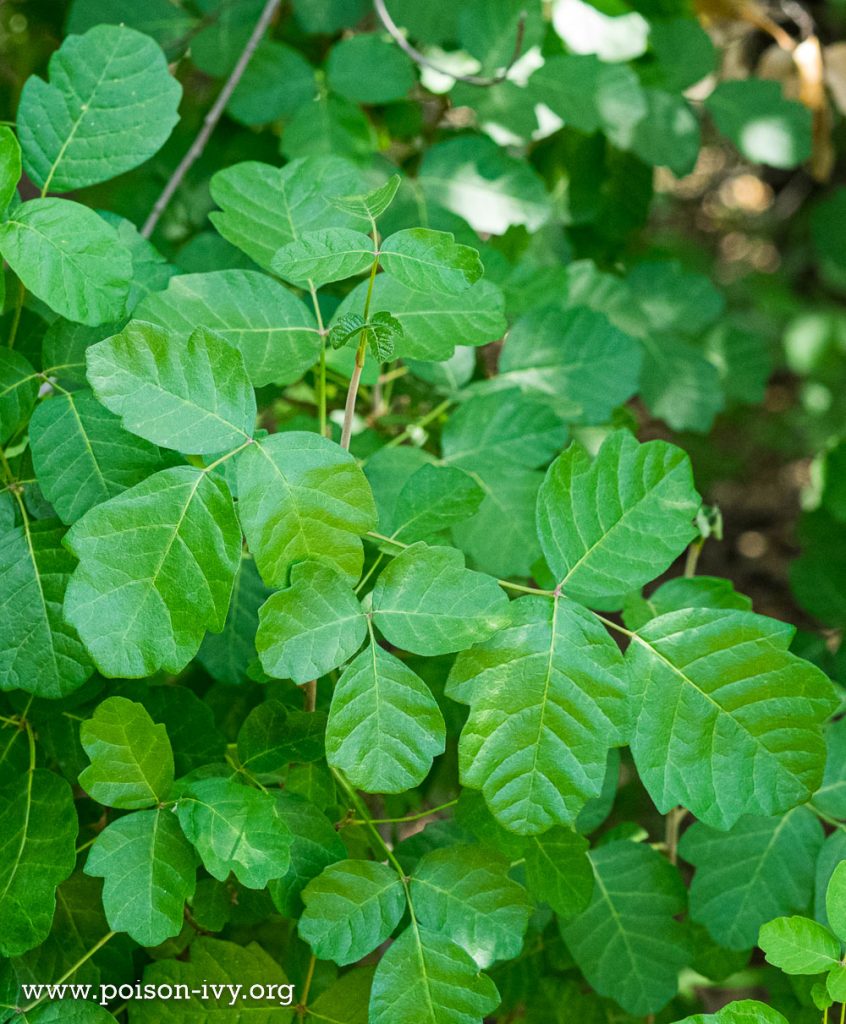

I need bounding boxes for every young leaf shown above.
[272,228,375,288]
[371,543,509,656]
[176,776,292,889]
[299,860,406,965]
[0,770,77,957]
[759,916,840,975]
[0,198,131,325]
[679,807,824,950]
[326,643,446,793]
[256,560,367,684]
[447,595,631,835]
[538,431,700,605]
[390,464,485,543]
[332,276,507,361]
[0,516,93,698]
[328,174,401,220]
[328,311,403,361]
[17,24,181,192]
[135,269,321,388]
[523,828,594,919]
[268,792,347,917]
[0,125,21,212]
[30,389,176,524]
[0,349,39,444]
[64,466,241,677]
[369,926,500,1024]
[79,696,174,808]
[235,432,377,587]
[630,610,838,829]
[85,321,256,454]
[209,156,364,272]
[494,308,642,424]
[84,809,197,947]
[559,840,690,1017]
[379,229,483,294]
[410,846,532,968]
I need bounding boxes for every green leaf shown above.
[328,311,404,362]
[759,916,840,975]
[673,1000,790,1024]
[281,93,376,163]
[410,846,532,968]
[446,595,631,835]
[497,308,643,424]
[328,174,401,220]
[705,80,812,169]
[209,157,364,273]
[235,432,377,587]
[0,125,21,212]
[0,198,131,325]
[67,0,198,49]
[22,1004,119,1024]
[442,390,566,472]
[418,136,550,235]
[640,335,725,433]
[630,610,838,828]
[380,229,483,295]
[627,261,724,337]
[0,349,39,444]
[812,716,846,820]
[226,40,316,126]
[272,228,374,289]
[85,321,255,454]
[268,792,347,917]
[136,269,320,389]
[84,809,197,947]
[299,860,406,965]
[679,807,824,950]
[334,274,507,362]
[79,696,174,808]
[369,926,500,1024]
[559,840,690,1017]
[826,861,846,942]
[630,89,700,176]
[537,431,700,606]
[197,556,270,687]
[308,968,374,1024]
[372,543,509,656]
[523,828,594,919]
[176,776,292,889]
[327,34,416,103]
[131,937,295,1023]
[622,576,752,631]
[0,769,77,957]
[0,516,92,698]
[237,701,326,775]
[256,561,366,684]
[326,642,446,793]
[64,466,241,677]
[17,24,181,192]
[390,464,485,543]
[30,389,175,524]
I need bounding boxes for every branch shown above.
[373,0,527,88]
[140,0,283,239]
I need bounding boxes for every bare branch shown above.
[141,0,283,239]
[373,0,527,88]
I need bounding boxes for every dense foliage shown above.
[1,1,846,1022]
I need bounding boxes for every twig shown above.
[373,0,527,87]
[140,0,283,239]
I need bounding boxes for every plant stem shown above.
[331,767,406,878]
[308,282,328,438]
[340,256,380,450]
[296,954,317,1020]
[202,437,254,473]
[140,0,282,239]
[7,278,25,349]
[22,932,117,1011]
[351,798,458,826]
[664,806,688,866]
[303,680,317,712]
[383,397,453,450]
[684,538,704,578]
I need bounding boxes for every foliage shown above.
[0,2,845,1023]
